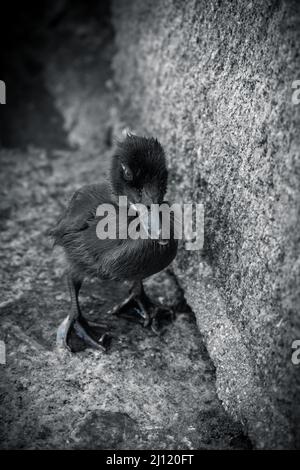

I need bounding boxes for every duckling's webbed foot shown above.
[111,282,174,334]
[57,275,110,352]
[57,315,109,352]
[150,305,175,335]
[110,282,151,327]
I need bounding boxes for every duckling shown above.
[51,134,178,352]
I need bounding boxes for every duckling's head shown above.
[110,134,168,206]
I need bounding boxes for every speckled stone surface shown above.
[112,0,300,448]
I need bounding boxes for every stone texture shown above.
[112,0,300,448]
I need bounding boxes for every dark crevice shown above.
[0,0,112,151]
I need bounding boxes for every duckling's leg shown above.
[111,281,174,333]
[57,274,109,352]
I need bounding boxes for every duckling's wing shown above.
[50,182,114,245]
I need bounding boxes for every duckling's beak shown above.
[130,202,168,245]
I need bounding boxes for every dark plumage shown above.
[51,134,178,351]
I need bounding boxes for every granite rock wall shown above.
[111,0,300,448]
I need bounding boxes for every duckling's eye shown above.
[121,164,133,181]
